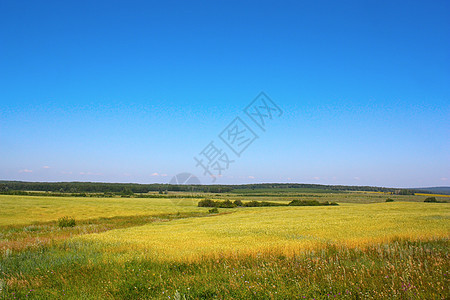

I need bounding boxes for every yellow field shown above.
[2,195,448,262]
[0,195,202,226]
[80,202,450,261]
[1,194,449,298]
[415,193,450,198]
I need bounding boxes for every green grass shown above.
[1,239,448,299]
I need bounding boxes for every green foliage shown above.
[233,199,243,206]
[386,198,394,202]
[198,199,283,208]
[208,208,219,214]
[121,188,134,196]
[217,200,235,208]
[0,181,234,194]
[424,197,437,202]
[198,199,340,208]
[58,216,76,228]
[0,180,431,195]
[288,200,338,206]
[198,199,238,208]
[395,189,415,195]
[198,199,217,207]
[424,197,447,203]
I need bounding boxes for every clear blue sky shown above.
[0,0,449,188]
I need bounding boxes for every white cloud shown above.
[42,166,50,169]
[19,169,33,173]
[354,177,360,180]
[151,172,159,176]
[161,174,168,177]
[441,177,448,181]
[248,176,255,179]
[312,176,320,180]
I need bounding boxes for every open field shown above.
[0,195,203,226]
[81,202,449,261]
[1,192,449,299]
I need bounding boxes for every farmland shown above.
[0,190,449,299]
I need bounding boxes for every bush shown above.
[243,200,259,207]
[208,208,219,214]
[288,200,338,206]
[198,199,217,207]
[386,198,394,202]
[289,200,320,206]
[58,216,76,228]
[198,199,237,208]
[424,197,446,203]
[233,199,243,207]
[217,200,236,208]
[121,188,134,196]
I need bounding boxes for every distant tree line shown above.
[0,181,232,194]
[0,181,420,195]
[232,183,416,194]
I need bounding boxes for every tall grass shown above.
[1,239,448,299]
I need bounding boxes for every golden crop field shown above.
[0,195,201,226]
[1,193,449,299]
[80,202,450,261]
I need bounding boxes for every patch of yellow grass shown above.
[0,195,202,226]
[80,202,450,262]
[415,193,450,198]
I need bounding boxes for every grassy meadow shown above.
[0,191,449,299]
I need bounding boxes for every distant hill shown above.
[413,187,450,195]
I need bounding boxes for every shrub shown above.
[233,199,243,207]
[424,197,437,203]
[58,216,76,228]
[424,197,446,203]
[217,200,236,208]
[198,199,238,208]
[323,201,339,206]
[289,200,321,206]
[258,201,283,206]
[243,201,283,207]
[386,198,394,202]
[288,200,338,206]
[198,199,217,207]
[208,208,219,214]
[121,188,134,196]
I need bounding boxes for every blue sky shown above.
[0,0,449,187]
